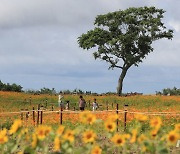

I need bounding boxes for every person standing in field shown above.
[79,95,86,111]
[65,100,70,110]
[92,98,99,111]
[58,92,64,109]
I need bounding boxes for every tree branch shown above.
[104,52,123,69]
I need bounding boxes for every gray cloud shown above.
[0,0,113,28]
[0,0,179,93]
[1,0,174,28]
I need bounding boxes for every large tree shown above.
[77,7,173,95]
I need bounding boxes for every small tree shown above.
[78,7,173,95]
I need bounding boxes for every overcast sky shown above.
[0,0,180,94]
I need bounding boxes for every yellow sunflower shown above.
[56,125,65,136]
[151,128,159,138]
[138,134,147,143]
[104,121,116,132]
[63,129,75,143]
[167,131,179,144]
[79,111,96,124]
[31,133,37,148]
[0,129,8,144]
[86,113,96,125]
[123,134,131,140]
[79,111,89,123]
[150,117,162,129]
[91,145,102,154]
[9,119,22,135]
[82,130,96,143]
[130,129,138,143]
[54,136,60,152]
[111,134,125,146]
[35,125,51,140]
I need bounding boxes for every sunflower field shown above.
[0,91,180,153]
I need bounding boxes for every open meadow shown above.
[0,91,180,153]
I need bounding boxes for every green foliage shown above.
[0,80,23,92]
[78,6,173,68]
[1,118,12,130]
[25,88,56,95]
[40,87,56,95]
[156,87,180,96]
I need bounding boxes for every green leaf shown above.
[24,147,36,154]
[158,148,169,154]
[62,141,69,149]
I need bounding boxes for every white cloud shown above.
[143,38,180,67]
[0,0,163,29]
[0,0,179,93]
[0,0,91,28]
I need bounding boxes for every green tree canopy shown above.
[78,6,173,95]
[0,80,23,92]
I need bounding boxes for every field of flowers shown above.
[0,91,180,111]
[0,112,180,153]
[0,91,180,153]
[0,91,180,125]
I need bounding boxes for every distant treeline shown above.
[25,87,57,95]
[1,80,179,96]
[0,80,23,92]
[156,87,180,96]
[25,88,97,95]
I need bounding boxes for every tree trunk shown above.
[117,67,128,96]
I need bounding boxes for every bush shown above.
[0,80,23,92]
[156,87,180,96]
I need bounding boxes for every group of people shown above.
[79,95,99,111]
[58,93,70,110]
[58,93,99,111]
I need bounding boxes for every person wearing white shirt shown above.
[92,98,98,111]
[58,92,64,108]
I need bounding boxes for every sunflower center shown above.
[117,138,122,144]
[68,133,72,137]
[0,138,4,142]
[94,149,99,154]
[39,130,44,136]
[153,121,158,125]
[87,117,92,122]
[108,125,112,129]
[169,135,175,142]
[87,134,92,139]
